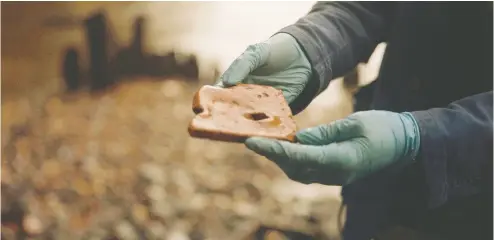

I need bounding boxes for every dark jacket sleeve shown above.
[278,2,394,102]
[411,91,493,208]
[340,92,493,240]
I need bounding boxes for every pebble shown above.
[69,213,90,232]
[292,200,311,217]
[271,180,298,204]
[150,201,173,219]
[172,103,192,121]
[132,204,150,223]
[14,137,31,161]
[119,167,134,183]
[1,225,17,239]
[167,230,190,240]
[199,172,227,192]
[252,173,271,189]
[146,185,167,201]
[57,145,74,162]
[45,193,67,221]
[98,206,124,225]
[161,80,184,99]
[147,221,167,239]
[106,142,130,158]
[187,194,207,211]
[204,145,228,161]
[92,179,106,195]
[82,156,99,173]
[86,228,111,240]
[139,163,167,185]
[213,194,231,210]
[264,230,288,240]
[115,220,139,240]
[23,215,44,235]
[232,201,258,217]
[86,141,99,156]
[171,169,195,194]
[41,160,61,178]
[142,145,172,163]
[45,97,63,115]
[233,188,250,201]
[72,178,93,197]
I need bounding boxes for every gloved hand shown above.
[245,110,421,185]
[214,33,312,104]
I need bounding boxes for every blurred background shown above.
[1,2,385,240]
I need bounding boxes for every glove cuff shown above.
[400,112,421,162]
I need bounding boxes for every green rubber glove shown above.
[245,110,421,186]
[214,33,312,104]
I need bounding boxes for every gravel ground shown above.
[1,78,346,240]
[1,3,390,239]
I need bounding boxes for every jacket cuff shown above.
[277,25,332,99]
[411,110,448,208]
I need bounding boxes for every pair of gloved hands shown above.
[215,33,421,186]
